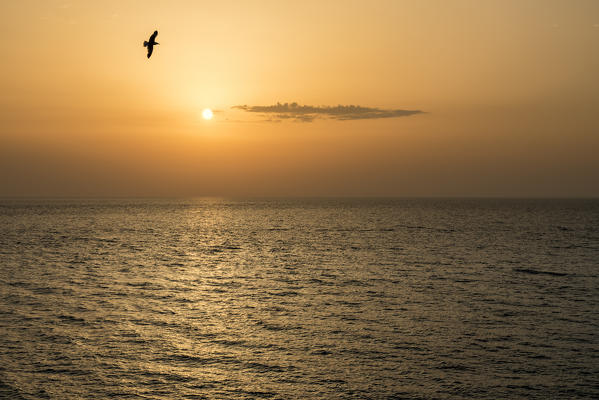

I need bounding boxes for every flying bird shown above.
[143,30,159,58]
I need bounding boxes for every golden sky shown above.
[1,0,598,197]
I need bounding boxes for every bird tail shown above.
[143,41,148,47]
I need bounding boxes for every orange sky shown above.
[1,0,598,197]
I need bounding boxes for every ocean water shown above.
[0,198,598,399]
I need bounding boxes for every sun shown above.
[202,108,213,120]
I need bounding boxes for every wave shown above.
[513,268,568,277]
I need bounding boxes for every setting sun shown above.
[202,108,213,120]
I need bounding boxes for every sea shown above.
[0,198,598,399]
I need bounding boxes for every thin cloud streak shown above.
[232,102,423,122]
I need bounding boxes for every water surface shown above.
[1,198,598,399]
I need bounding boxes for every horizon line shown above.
[1,195,597,200]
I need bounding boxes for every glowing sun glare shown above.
[202,108,213,120]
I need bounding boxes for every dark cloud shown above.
[232,102,423,122]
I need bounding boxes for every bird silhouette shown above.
[143,30,159,59]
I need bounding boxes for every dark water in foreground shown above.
[0,198,598,399]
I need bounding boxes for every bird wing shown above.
[150,30,158,41]
[147,44,154,58]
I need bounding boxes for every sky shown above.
[1,0,598,197]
